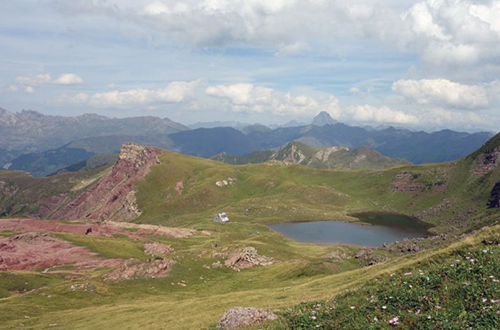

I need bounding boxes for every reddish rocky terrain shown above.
[0,218,196,241]
[0,218,200,274]
[0,232,120,272]
[52,143,163,221]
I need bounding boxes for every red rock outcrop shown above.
[52,143,163,221]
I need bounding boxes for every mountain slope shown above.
[244,123,492,164]
[2,131,500,234]
[7,134,176,176]
[212,141,410,170]
[168,127,257,157]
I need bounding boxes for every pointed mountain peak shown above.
[0,107,19,126]
[312,111,338,126]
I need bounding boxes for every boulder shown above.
[224,247,275,271]
[217,307,277,330]
[144,242,174,256]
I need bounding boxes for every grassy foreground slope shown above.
[0,223,498,329]
[265,233,500,330]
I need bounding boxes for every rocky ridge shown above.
[52,143,163,221]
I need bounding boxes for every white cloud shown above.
[53,73,84,85]
[206,83,273,106]
[65,79,201,108]
[348,105,419,125]
[56,0,500,72]
[12,73,83,92]
[275,42,312,57]
[16,74,51,87]
[7,85,19,92]
[206,83,339,116]
[392,79,489,109]
[420,107,492,129]
[143,1,170,16]
[24,86,35,94]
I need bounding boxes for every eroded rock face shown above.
[224,247,275,271]
[392,173,424,193]
[38,193,69,218]
[217,307,277,330]
[471,148,500,177]
[488,181,500,208]
[52,143,163,221]
[413,199,453,220]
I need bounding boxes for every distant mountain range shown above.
[0,108,494,176]
[212,141,410,170]
[0,107,188,167]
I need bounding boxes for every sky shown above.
[1,0,500,132]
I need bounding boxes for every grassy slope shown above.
[267,238,500,329]
[212,142,409,171]
[0,167,110,217]
[133,149,498,232]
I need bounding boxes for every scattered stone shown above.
[69,283,95,292]
[144,242,174,256]
[409,244,421,253]
[211,261,222,268]
[104,258,176,281]
[175,181,184,195]
[217,307,277,330]
[368,256,389,266]
[224,247,275,271]
[355,249,372,259]
[323,248,351,262]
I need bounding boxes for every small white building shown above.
[213,212,230,223]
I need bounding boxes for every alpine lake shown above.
[268,212,433,247]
